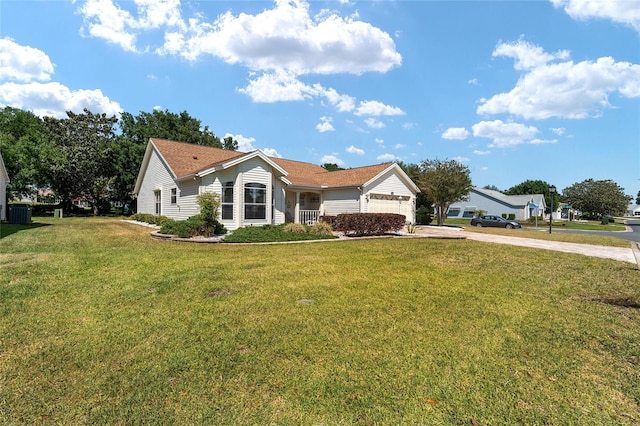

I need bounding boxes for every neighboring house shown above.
[133,139,419,230]
[0,150,8,222]
[447,187,546,221]
[628,204,640,217]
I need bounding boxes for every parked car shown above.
[470,215,522,229]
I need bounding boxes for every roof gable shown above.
[472,187,545,208]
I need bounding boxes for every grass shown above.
[1,217,639,424]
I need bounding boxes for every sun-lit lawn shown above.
[1,217,638,424]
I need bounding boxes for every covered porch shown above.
[285,190,322,225]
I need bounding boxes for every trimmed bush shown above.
[337,213,406,236]
[415,206,433,225]
[508,214,516,220]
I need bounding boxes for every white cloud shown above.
[529,138,558,145]
[478,40,640,119]
[155,0,401,75]
[493,38,569,71]
[0,38,54,82]
[468,78,479,85]
[393,144,406,149]
[224,133,256,152]
[402,122,417,129]
[316,116,335,133]
[377,153,397,161]
[261,147,282,158]
[320,154,344,166]
[0,81,121,118]
[452,156,470,163]
[473,150,491,155]
[319,85,355,112]
[374,137,384,144]
[471,120,539,147]
[364,117,385,129]
[0,39,121,118]
[550,127,566,136]
[355,100,405,116]
[441,127,470,140]
[551,0,640,32]
[239,70,316,103]
[78,0,186,52]
[346,145,364,155]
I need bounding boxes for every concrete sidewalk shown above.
[415,226,637,264]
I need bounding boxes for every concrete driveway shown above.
[415,225,638,265]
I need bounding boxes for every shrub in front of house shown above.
[507,213,516,220]
[309,221,334,236]
[130,213,173,226]
[415,206,433,225]
[284,223,307,233]
[159,214,227,238]
[223,224,336,243]
[336,213,406,236]
[320,215,339,230]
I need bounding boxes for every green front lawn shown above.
[1,218,638,424]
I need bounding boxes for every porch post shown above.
[294,191,300,224]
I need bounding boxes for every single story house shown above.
[446,187,546,221]
[0,150,8,222]
[133,139,419,230]
[628,204,640,217]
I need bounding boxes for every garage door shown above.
[368,194,413,220]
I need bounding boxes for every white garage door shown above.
[368,194,413,220]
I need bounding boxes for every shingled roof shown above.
[151,138,245,179]
[150,138,396,189]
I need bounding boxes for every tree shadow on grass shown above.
[0,222,50,239]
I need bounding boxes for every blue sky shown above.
[1,0,639,197]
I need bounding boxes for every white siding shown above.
[273,180,286,225]
[322,188,361,215]
[137,149,180,219]
[0,173,6,222]
[363,169,416,222]
[365,170,413,198]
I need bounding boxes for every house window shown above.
[462,208,475,218]
[222,181,234,220]
[154,190,161,215]
[244,182,266,220]
[170,188,177,204]
[447,208,460,217]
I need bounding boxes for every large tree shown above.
[119,109,223,147]
[563,179,631,217]
[0,107,54,198]
[44,109,118,215]
[506,179,559,214]
[396,161,434,211]
[413,159,473,225]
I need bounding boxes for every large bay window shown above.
[244,182,266,220]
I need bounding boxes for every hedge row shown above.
[322,213,406,236]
